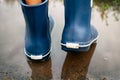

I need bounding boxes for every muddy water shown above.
[0,0,120,80]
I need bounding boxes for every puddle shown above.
[0,0,120,80]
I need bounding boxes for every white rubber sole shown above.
[61,35,99,48]
[24,48,51,60]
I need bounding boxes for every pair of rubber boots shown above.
[20,0,98,61]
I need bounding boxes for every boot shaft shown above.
[64,0,91,27]
[20,0,49,37]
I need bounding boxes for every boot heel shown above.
[61,45,90,52]
[24,49,51,62]
[26,53,50,62]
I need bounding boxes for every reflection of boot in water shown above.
[25,0,42,5]
[61,44,96,80]
[28,59,52,80]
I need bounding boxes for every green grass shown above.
[94,0,120,10]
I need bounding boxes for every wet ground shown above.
[0,0,120,80]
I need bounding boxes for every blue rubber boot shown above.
[61,0,98,52]
[20,0,54,61]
